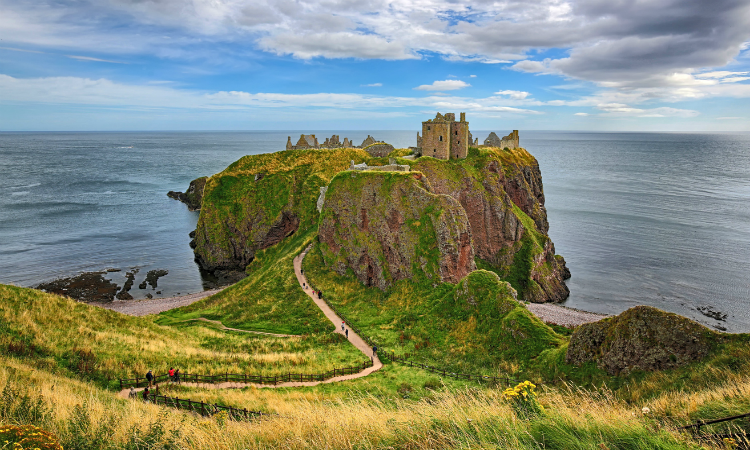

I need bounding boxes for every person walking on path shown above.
[168,367,175,382]
[341,321,345,332]
[372,345,377,357]
[345,328,349,339]
[142,387,150,401]
[146,370,154,387]
[174,369,180,383]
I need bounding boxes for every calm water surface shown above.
[1,131,748,331]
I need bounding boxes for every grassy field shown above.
[0,225,372,391]
[158,230,331,335]
[7,353,750,449]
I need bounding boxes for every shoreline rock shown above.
[167,176,207,211]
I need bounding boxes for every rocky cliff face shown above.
[191,146,569,303]
[411,148,569,303]
[192,148,371,274]
[566,306,721,375]
[319,171,475,290]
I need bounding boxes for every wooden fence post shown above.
[201,401,206,416]
[135,377,140,388]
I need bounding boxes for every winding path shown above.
[181,317,299,338]
[119,246,382,398]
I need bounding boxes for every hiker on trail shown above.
[345,329,349,339]
[341,321,345,332]
[372,345,377,357]
[146,370,154,387]
[142,387,149,401]
[129,387,136,399]
[168,367,175,382]
[174,369,181,383]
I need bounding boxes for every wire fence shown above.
[119,360,374,390]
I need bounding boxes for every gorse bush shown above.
[503,381,544,419]
[0,424,63,450]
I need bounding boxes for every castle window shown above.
[427,126,431,131]
[455,131,458,135]
[439,136,443,141]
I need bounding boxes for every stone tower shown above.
[417,112,470,160]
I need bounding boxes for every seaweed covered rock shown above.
[193,148,371,274]
[319,170,475,290]
[168,176,207,211]
[566,306,722,375]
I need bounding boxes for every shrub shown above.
[503,380,544,419]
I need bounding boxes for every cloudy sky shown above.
[1,0,749,131]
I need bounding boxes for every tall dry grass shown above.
[1,355,714,450]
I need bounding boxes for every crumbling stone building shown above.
[287,134,319,150]
[416,112,470,160]
[483,130,519,149]
[286,134,378,150]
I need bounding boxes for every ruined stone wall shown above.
[363,143,395,157]
[499,130,519,149]
[450,121,469,160]
[422,121,450,159]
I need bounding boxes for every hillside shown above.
[192,145,569,304]
[4,145,750,449]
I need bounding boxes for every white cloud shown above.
[494,90,530,100]
[695,71,749,79]
[414,80,470,91]
[596,103,699,118]
[0,74,541,116]
[66,55,127,64]
[574,112,589,116]
[361,83,382,87]
[469,75,477,78]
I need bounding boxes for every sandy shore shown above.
[525,302,610,327]
[90,288,225,316]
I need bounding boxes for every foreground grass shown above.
[2,355,724,450]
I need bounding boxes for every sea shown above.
[1,131,748,332]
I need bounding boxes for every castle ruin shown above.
[483,130,519,149]
[285,134,381,151]
[416,112,470,160]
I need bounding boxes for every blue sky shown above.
[1,0,749,131]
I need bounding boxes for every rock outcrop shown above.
[412,148,569,303]
[192,145,568,303]
[566,306,722,375]
[319,171,475,290]
[192,148,371,274]
[167,176,207,211]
